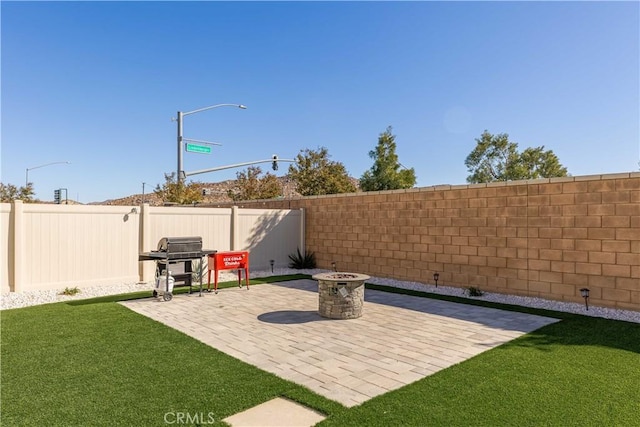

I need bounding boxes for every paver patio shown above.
[121,279,559,407]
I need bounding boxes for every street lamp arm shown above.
[183,103,247,116]
[25,161,71,186]
[27,161,71,173]
[185,158,295,177]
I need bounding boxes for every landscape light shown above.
[580,288,590,311]
[433,272,440,288]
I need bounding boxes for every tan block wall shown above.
[227,173,640,311]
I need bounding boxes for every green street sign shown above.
[185,143,211,154]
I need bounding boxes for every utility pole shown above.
[174,103,246,184]
[142,182,147,204]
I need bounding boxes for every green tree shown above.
[465,130,568,183]
[228,166,282,201]
[0,182,36,203]
[515,146,569,180]
[288,147,357,196]
[154,173,203,205]
[359,126,417,191]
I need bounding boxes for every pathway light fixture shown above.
[580,288,590,311]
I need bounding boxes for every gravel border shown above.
[2,268,639,323]
[364,274,640,323]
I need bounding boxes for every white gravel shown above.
[365,274,640,324]
[2,268,639,323]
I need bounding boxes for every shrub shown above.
[288,248,317,269]
[60,286,80,296]
[465,286,484,297]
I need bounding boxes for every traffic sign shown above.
[185,143,211,154]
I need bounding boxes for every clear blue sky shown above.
[2,1,638,203]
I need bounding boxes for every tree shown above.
[154,173,203,205]
[228,166,282,201]
[465,130,568,183]
[515,146,569,180]
[0,182,36,203]
[359,126,416,191]
[288,147,357,196]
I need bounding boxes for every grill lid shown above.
[157,236,203,253]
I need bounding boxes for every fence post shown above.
[12,200,24,293]
[139,203,153,283]
[299,208,305,253]
[231,206,240,250]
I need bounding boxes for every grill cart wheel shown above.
[163,293,173,302]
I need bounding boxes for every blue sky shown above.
[2,1,638,203]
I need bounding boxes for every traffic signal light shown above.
[272,155,278,171]
[54,189,61,204]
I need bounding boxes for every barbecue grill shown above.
[139,236,216,301]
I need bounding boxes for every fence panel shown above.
[145,206,232,252]
[1,203,303,293]
[22,204,140,291]
[236,208,304,271]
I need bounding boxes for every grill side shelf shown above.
[138,252,168,261]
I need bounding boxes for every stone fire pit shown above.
[312,272,370,319]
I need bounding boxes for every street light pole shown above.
[142,182,147,204]
[26,161,71,186]
[175,103,246,184]
[177,110,183,184]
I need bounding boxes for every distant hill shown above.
[93,176,354,206]
[90,179,239,206]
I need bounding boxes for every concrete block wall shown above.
[226,173,639,311]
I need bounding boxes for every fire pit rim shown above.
[312,272,371,282]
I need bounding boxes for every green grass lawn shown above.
[2,276,639,426]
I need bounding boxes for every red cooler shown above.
[207,251,249,293]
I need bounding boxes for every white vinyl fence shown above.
[1,201,304,293]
